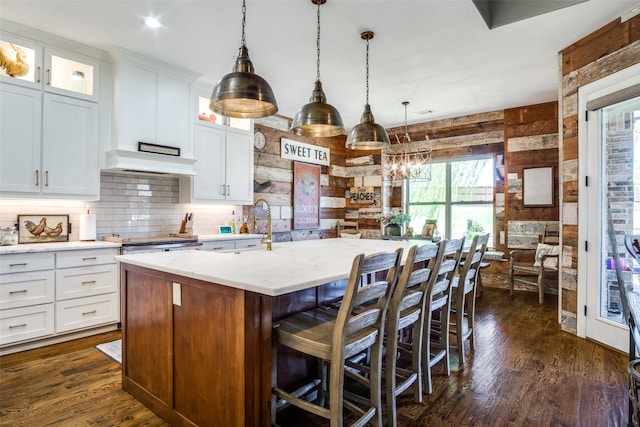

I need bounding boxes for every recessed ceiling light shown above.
[144,17,162,28]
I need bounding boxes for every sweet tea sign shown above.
[281,138,330,166]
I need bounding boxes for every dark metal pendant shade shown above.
[292,80,345,137]
[345,31,389,150]
[210,46,278,119]
[345,104,390,150]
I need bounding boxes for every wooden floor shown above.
[0,288,630,426]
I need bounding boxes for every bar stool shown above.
[271,248,402,427]
[450,234,485,367]
[421,237,464,394]
[383,242,441,427]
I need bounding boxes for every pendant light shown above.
[210,0,278,118]
[291,0,344,137]
[345,31,390,150]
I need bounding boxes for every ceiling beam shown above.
[472,0,589,29]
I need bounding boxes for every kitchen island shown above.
[117,239,424,427]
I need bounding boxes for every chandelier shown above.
[382,101,432,181]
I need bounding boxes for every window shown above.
[406,157,494,241]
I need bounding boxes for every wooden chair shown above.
[272,248,402,427]
[474,234,490,298]
[509,224,560,304]
[422,238,465,392]
[383,243,440,426]
[450,234,483,367]
[337,220,361,239]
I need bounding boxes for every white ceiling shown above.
[1,0,637,130]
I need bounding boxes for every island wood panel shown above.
[173,280,245,427]
[121,264,272,427]
[122,267,173,408]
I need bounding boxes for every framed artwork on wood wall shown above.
[523,166,554,207]
[293,162,320,230]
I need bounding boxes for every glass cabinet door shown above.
[0,34,42,88]
[44,48,98,101]
[197,96,250,130]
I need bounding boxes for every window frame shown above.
[404,154,495,241]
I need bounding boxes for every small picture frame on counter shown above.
[219,225,233,234]
[17,214,69,244]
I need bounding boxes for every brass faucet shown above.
[252,198,272,251]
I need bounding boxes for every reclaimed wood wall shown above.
[559,15,640,334]
[246,115,347,242]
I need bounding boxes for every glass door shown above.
[584,96,640,351]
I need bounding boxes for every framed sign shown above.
[18,214,69,243]
[293,162,320,229]
[350,186,374,204]
[523,166,554,207]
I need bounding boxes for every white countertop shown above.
[116,238,434,297]
[198,234,263,242]
[0,241,120,254]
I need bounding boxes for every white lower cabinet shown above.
[0,304,54,346]
[0,270,55,310]
[0,247,119,353]
[55,293,118,334]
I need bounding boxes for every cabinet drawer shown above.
[0,252,55,274]
[0,304,54,346]
[56,248,117,268]
[201,241,235,252]
[55,293,118,333]
[56,264,118,300]
[0,270,55,310]
[235,239,262,250]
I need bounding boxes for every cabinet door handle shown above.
[9,289,28,294]
[45,170,49,187]
[36,66,41,83]
[9,323,27,329]
[246,244,257,248]
[9,263,27,267]
[82,310,97,316]
[82,257,97,261]
[213,246,223,250]
[226,185,231,196]
[46,68,51,85]
[81,280,96,285]
[35,170,39,186]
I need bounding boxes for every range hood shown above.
[103,149,197,176]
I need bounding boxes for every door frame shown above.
[577,62,640,350]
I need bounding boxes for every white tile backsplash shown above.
[1,172,242,241]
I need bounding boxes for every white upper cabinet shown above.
[0,27,101,199]
[180,122,254,204]
[0,84,42,194]
[0,34,99,101]
[41,94,99,196]
[106,49,198,174]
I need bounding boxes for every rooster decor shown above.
[43,222,63,237]
[24,217,47,237]
[0,43,30,77]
